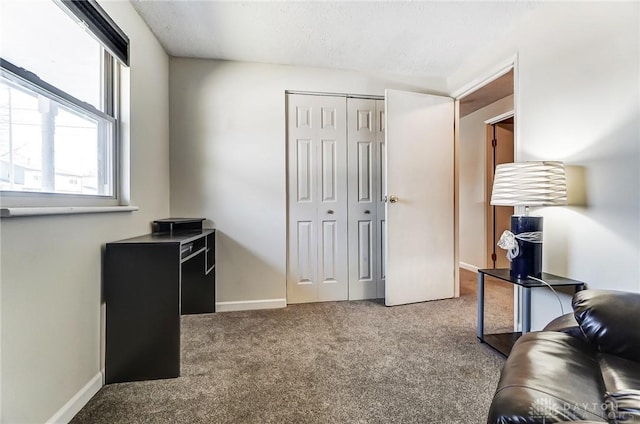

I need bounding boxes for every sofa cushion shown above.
[605,390,640,423]
[573,290,640,362]
[488,332,608,423]
[599,354,640,393]
[597,354,640,423]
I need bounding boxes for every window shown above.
[0,0,129,205]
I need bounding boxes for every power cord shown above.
[527,275,565,315]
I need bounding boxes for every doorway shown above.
[457,67,515,333]
[486,117,514,269]
[458,68,514,271]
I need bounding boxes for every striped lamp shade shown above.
[491,161,567,206]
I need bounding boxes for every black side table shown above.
[477,268,585,356]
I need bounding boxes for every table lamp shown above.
[490,161,567,279]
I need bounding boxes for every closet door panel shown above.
[287,94,348,303]
[347,98,380,300]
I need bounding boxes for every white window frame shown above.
[0,0,135,216]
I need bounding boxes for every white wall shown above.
[459,95,514,270]
[450,2,640,328]
[0,1,170,422]
[168,59,446,307]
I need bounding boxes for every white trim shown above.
[510,54,522,329]
[0,206,138,218]
[513,53,521,162]
[451,55,517,100]
[484,110,515,125]
[46,371,103,424]
[459,262,480,273]
[215,298,287,312]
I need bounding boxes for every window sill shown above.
[0,206,139,218]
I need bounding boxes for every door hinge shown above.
[491,139,497,147]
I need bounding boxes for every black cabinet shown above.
[105,222,215,384]
[181,231,216,314]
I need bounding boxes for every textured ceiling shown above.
[130,1,540,80]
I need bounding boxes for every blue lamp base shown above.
[510,215,543,280]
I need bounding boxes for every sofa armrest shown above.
[573,289,640,362]
[487,332,608,423]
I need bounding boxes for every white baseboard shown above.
[459,262,480,273]
[215,298,287,312]
[47,371,103,424]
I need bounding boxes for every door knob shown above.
[327,210,334,214]
[389,195,399,204]
[364,210,370,214]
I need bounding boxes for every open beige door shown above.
[384,89,455,306]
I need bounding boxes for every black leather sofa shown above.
[487,289,640,423]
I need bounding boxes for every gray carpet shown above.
[72,281,509,424]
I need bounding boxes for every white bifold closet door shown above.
[287,94,349,303]
[347,98,385,300]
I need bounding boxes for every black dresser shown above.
[104,218,215,383]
